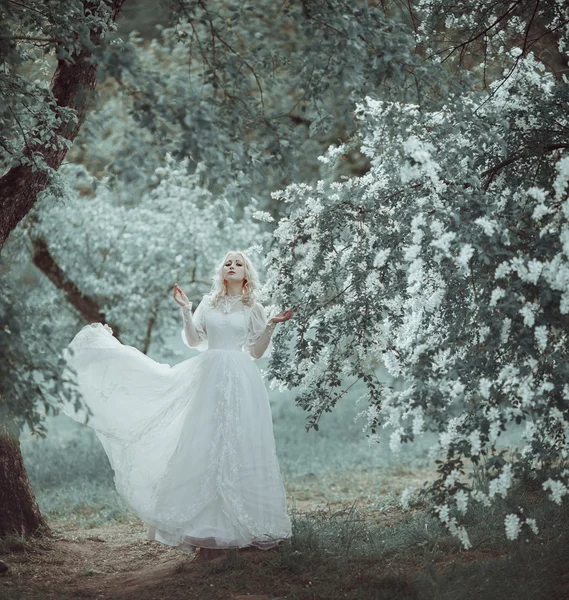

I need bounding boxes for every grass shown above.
[139,481,569,600]
[1,476,567,599]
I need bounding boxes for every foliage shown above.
[263,1,569,548]
[0,0,131,184]
[0,241,78,438]
[72,0,416,207]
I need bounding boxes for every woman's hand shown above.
[270,308,294,324]
[173,283,191,307]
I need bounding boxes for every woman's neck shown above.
[226,282,244,296]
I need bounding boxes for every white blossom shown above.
[251,210,275,222]
[435,503,450,523]
[412,406,424,435]
[445,469,461,488]
[475,216,498,236]
[317,143,347,164]
[478,378,492,399]
[373,248,391,268]
[436,504,472,549]
[469,430,482,455]
[543,478,569,505]
[455,243,475,270]
[501,317,512,343]
[494,261,511,279]
[470,490,491,507]
[553,155,569,202]
[534,325,548,352]
[505,513,522,541]
[389,427,405,454]
[455,526,472,550]
[455,490,469,515]
[490,287,506,306]
[400,487,416,510]
[489,464,513,499]
[525,517,539,535]
[519,304,536,327]
[532,203,552,221]
[430,231,456,255]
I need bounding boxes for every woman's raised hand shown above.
[173,283,191,307]
[270,308,294,324]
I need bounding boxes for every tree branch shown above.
[31,237,121,339]
[482,142,569,190]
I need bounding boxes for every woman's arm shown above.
[181,304,203,347]
[251,320,277,359]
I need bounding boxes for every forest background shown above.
[1,0,569,598]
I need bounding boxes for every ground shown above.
[0,466,442,600]
[4,462,561,600]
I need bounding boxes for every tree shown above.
[0,0,132,539]
[0,0,127,251]
[68,0,415,206]
[262,0,569,548]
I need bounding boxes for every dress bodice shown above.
[203,309,248,352]
[181,293,273,360]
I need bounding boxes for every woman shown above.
[61,250,293,561]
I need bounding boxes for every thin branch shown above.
[186,19,238,105]
[5,0,48,18]
[5,101,38,168]
[31,237,121,339]
[482,142,569,189]
[197,0,265,110]
[0,139,14,156]
[142,307,158,355]
[0,36,61,43]
[521,0,540,56]
[426,0,522,63]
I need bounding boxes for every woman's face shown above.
[223,253,246,285]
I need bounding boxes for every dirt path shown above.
[0,467,440,600]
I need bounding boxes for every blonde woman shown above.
[62,250,293,561]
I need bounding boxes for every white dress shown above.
[61,293,292,551]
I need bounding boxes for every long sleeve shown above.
[244,302,276,360]
[181,294,209,352]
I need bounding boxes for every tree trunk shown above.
[0,426,51,538]
[0,0,127,252]
[31,237,121,339]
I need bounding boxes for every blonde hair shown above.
[210,250,260,308]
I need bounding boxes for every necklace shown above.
[219,294,243,314]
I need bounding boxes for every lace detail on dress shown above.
[207,353,290,547]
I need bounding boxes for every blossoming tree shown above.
[261,0,569,548]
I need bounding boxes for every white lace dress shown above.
[61,293,292,551]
